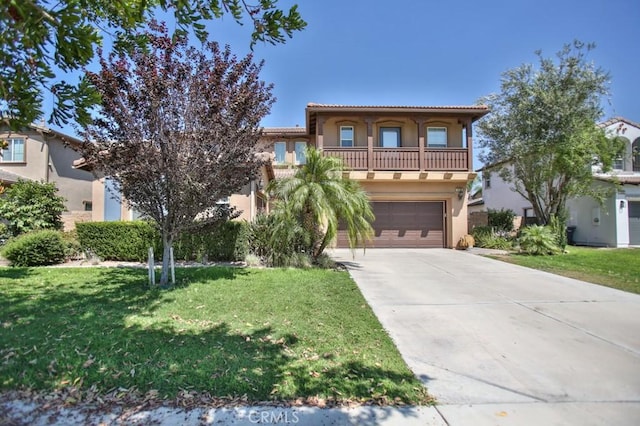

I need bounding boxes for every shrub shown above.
[548,214,568,250]
[471,226,513,250]
[488,208,516,233]
[1,230,66,266]
[0,180,66,236]
[174,221,248,262]
[62,230,83,260]
[76,221,159,262]
[248,212,312,267]
[518,225,560,255]
[0,223,10,245]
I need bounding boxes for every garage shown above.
[337,201,445,248]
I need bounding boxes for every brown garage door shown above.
[337,201,445,248]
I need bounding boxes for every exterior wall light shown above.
[455,187,464,200]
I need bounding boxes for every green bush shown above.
[76,220,248,263]
[548,214,568,250]
[2,230,66,266]
[62,230,83,260]
[248,212,312,267]
[518,225,560,255]
[174,221,248,262]
[488,208,516,233]
[0,180,66,236]
[76,221,160,262]
[471,226,513,250]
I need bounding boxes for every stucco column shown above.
[365,117,374,171]
[466,118,473,171]
[316,116,325,151]
[414,118,426,171]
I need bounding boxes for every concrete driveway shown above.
[330,248,640,425]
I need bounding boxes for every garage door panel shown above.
[337,201,444,248]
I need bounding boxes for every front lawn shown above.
[0,267,431,406]
[493,247,640,294]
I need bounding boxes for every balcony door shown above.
[380,127,401,148]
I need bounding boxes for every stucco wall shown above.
[482,165,533,216]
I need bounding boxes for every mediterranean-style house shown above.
[0,124,94,229]
[480,117,640,247]
[79,102,490,248]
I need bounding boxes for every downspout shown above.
[250,179,256,220]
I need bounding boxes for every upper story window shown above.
[274,141,286,164]
[1,137,25,162]
[294,141,307,164]
[379,127,401,148]
[484,173,491,189]
[340,126,354,147]
[633,138,640,172]
[427,127,447,148]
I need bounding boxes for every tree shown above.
[81,23,274,287]
[477,41,624,225]
[267,148,375,261]
[0,180,66,236]
[0,0,305,129]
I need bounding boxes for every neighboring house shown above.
[84,102,490,248]
[0,124,94,230]
[480,117,640,247]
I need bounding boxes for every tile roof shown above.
[0,169,30,183]
[306,103,489,111]
[598,117,640,130]
[595,174,640,185]
[261,127,307,135]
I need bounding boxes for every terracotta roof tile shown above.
[595,174,640,185]
[306,102,489,111]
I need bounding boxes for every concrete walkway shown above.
[330,248,640,425]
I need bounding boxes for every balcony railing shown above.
[323,147,469,171]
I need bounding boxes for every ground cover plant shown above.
[0,267,431,407]
[493,247,640,294]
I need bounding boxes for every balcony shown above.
[323,147,470,171]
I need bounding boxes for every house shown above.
[262,103,490,248]
[480,117,640,247]
[84,102,490,248]
[0,124,94,230]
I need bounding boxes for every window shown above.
[216,197,230,204]
[274,141,286,164]
[379,127,401,147]
[484,173,491,189]
[613,155,624,171]
[83,201,93,212]
[340,126,354,147]
[295,141,307,164]
[427,127,447,148]
[1,138,25,162]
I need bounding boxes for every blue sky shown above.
[54,0,640,168]
[204,0,640,132]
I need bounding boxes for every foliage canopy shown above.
[81,23,274,286]
[0,0,305,129]
[0,179,66,236]
[478,41,625,225]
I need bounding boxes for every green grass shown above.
[493,247,640,294]
[0,267,431,405]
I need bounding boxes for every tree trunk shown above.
[159,233,173,288]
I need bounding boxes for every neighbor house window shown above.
[340,126,354,147]
[484,173,491,189]
[295,141,307,164]
[427,127,447,147]
[613,155,624,171]
[1,137,25,162]
[274,141,286,164]
[83,201,93,212]
[216,197,230,205]
[379,127,401,147]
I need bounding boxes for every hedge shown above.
[76,221,160,262]
[2,230,66,266]
[76,220,248,262]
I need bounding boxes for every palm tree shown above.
[267,148,374,261]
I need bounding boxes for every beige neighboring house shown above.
[0,124,94,230]
[85,102,490,248]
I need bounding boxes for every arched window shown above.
[633,138,640,172]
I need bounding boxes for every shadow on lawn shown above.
[0,266,430,418]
